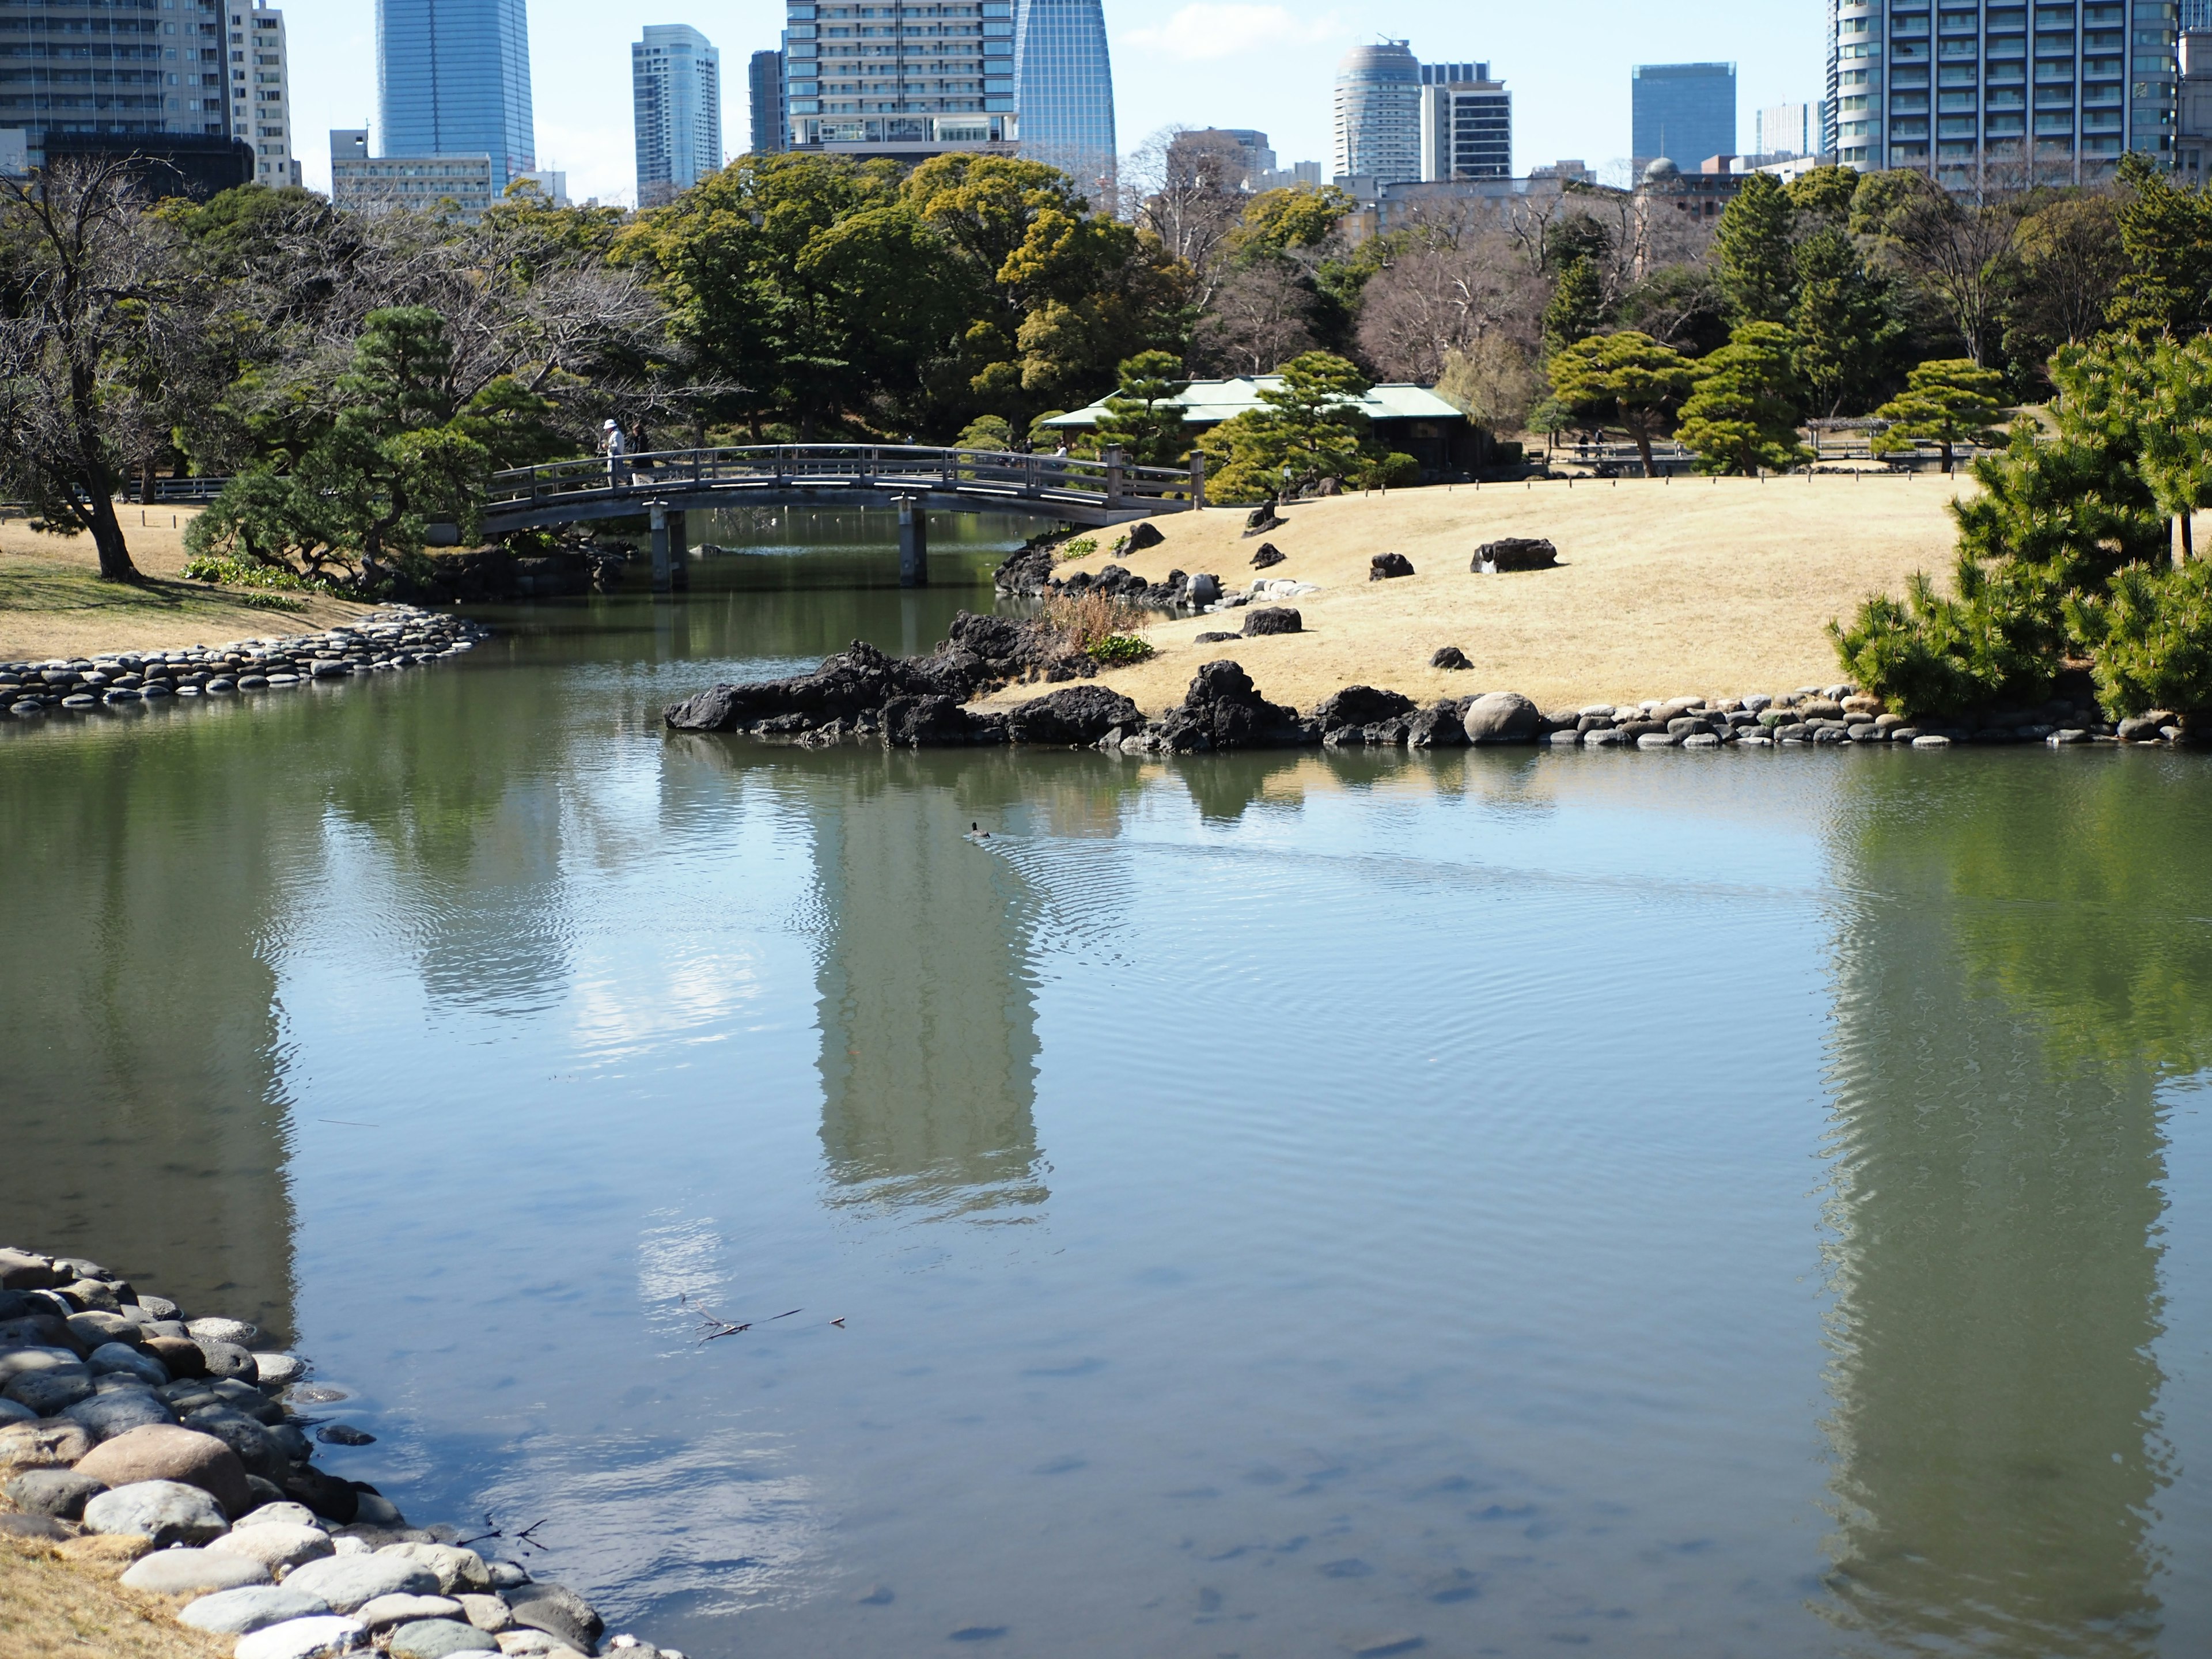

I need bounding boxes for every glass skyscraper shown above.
[376,0,535,183]
[1013,0,1115,199]
[634,24,721,206]
[1631,61,1737,164]
[1828,0,2180,191]
[749,47,789,153]
[1333,41,1421,181]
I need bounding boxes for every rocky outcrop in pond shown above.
[0,1245,673,1657]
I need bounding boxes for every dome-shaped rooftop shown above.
[1642,156,1681,184]
[1336,40,1419,81]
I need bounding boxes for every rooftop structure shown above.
[786,0,1021,158]
[1015,0,1115,199]
[634,24,721,207]
[1632,62,1736,168]
[377,0,535,185]
[1334,40,1421,183]
[1044,375,1478,477]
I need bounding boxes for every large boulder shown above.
[65,1388,175,1441]
[180,1585,334,1637]
[1473,537,1558,573]
[5,1366,92,1415]
[1249,541,1285,569]
[211,1520,335,1573]
[1124,520,1166,551]
[1311,686,1415,729]
[77,1424,253,1517]
[1156,661,1309,752]
[1005,685,1141,746]
[992,543,1056,596]
[83,1478,232,1546]
[0,1251,59,1291]
[1406,702,1472,748]
[119,1546,270,1596]
[1430,645,1470,670]
[6,1468,105,1520]
[879,694,1004,747]
[1242,606,1302,637]
[281,1464,360,1525]
[1369,552,1415,581]
[0,1416,94,1473]
[502,1581,605,1653]
[182,1406,287,1483]
[1462,691,1539,745]
[281,1552,441,1613]
[377,1541,490,1596]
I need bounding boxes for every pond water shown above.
[5,518,2211,1658]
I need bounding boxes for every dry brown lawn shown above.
[980,473,1982,717]
[0,510,377,663]
[0,1537,229,1659]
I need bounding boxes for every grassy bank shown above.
[990,474,1980,715]
[0,514,376,663]
[0,1535,229,1659]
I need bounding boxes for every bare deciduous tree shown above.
[1196,259,1318,374]
[1354,230,1539,382]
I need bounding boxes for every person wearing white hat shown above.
[603,418,627,488]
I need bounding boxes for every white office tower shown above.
[634,25,723,207]
[1418,60,1510,180]
[1754,100,1820,157]
[1334,40,1421,183]
[1827,0,2180,189]
[229,2,298,187]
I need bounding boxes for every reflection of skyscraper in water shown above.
[1818,790,2172,1654]
[810,767,1045,1219]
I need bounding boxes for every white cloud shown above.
[1122,4,1348,62]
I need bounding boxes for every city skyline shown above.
[284,1,1837,202]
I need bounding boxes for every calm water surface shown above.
[5,521,2211,1658]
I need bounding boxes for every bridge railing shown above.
[484,444,1199,514]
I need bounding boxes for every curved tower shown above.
[1332,40,1419,183]
[1014,0,1118,204]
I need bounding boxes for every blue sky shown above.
[289,0,1830,203]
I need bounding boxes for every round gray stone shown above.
[5,1366,93,1415]
[281,1552,441,1612]
[211,1519,334,1573]
[254,1352,306,1387]
[356,1593,463,1630]
[119,1546,270,1596]
[5,1468,106,1520]
[180,1585,334,1636]
[88,1342,169,1385]
[84,1479,231,1546]
[234,1500,324,1531]
[388,1619,499,1657]
[65,1388,175,1440]
[234,1615,369,1659]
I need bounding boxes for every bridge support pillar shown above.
[649,501,672,594]
[897,495,929,588]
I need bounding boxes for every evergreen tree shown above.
[1790,226,1900,418]
[2052,335,2212,562]
[1198,350,1376,499]
[2105,152,2212,340]
[1676,321,1810,475]
[1542,257,1606,357]
[1713,173,1798,325]
[1092,350,1191,466]
[1547,330,1698,475]
[1872,358,2008,474]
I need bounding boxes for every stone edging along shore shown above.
[663,609,2195,753]
[1,608,487,720]
[0,1245,678,1659]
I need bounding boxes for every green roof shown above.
[1041,376,1465,429]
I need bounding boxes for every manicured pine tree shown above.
[1676,321,1812,475]
[1546,330,1698,476]
[1872,358,2008,474]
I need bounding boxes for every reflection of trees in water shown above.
[0,720,297,1338]
[1817,757,2206,1656]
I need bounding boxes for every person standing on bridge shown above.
[603,419,628,488]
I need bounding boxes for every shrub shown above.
[180,552,312,590]
[1056,536,1097,562]
[1044,588,1149,649]
[1828,553,2066,715]
[2068,559,2212,717]
[1353,450,1419,490]
[1086,634,1155,666]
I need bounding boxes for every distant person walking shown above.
[603,419,628,488]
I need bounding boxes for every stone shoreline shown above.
[664,612,2195,753]
[1,608,487,720]
[0,1245,674,1659]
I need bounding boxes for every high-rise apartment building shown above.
[633,24,721,206]
[749,47,788,153]
[0,0,232,169]
[1827,0,2180,188]
[377,0,535,184]
[1754,99,1820,156]
[2181,25,2210,183]
[1014,0,1115,198]
[1419,60,1510,179]
[785,0,1020,157]
[1334,40,1421,182]
[1632,62,1737,164]
[226,2,297,187]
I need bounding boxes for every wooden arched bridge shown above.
[483,444,1206,587]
